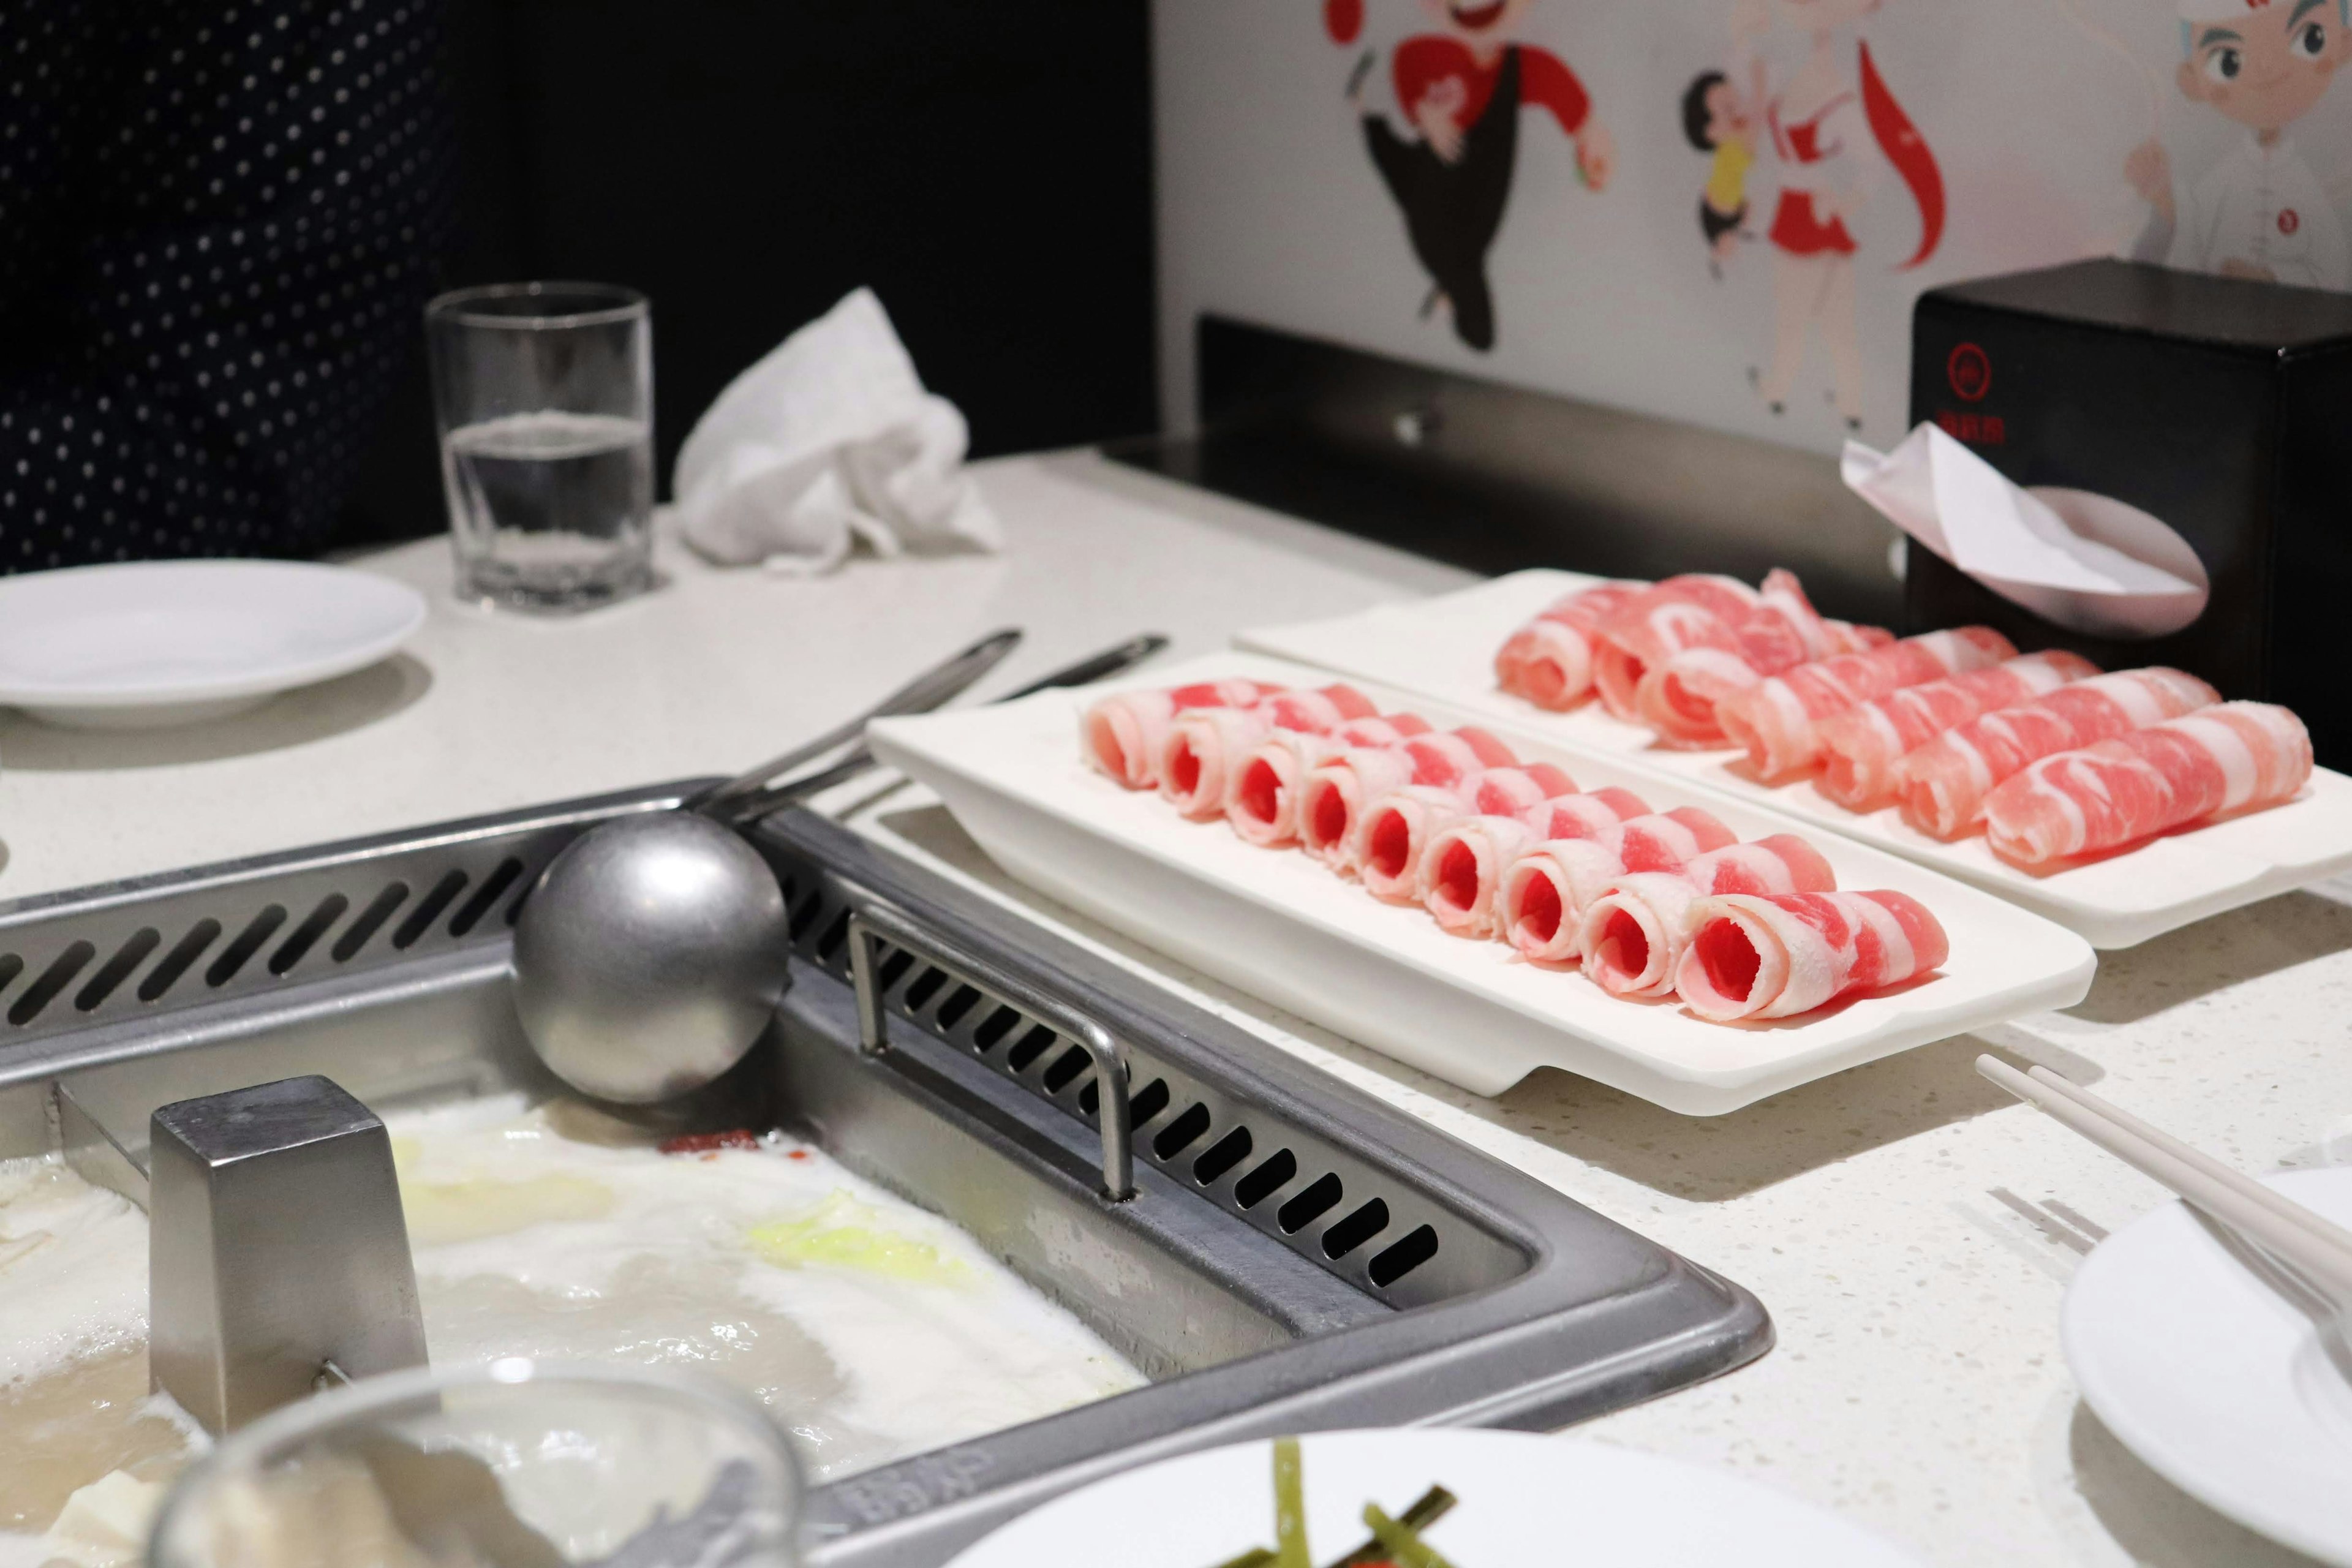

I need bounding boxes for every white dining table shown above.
[2,448,2341,1568]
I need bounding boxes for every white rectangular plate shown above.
[867,652,2096,1115]
[1238,570,2352,950]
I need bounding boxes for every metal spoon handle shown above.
[685,628,1022,816]
[710,631,1170,821]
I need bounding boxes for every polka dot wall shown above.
[0,0,455,568]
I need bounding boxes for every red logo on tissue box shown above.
[1947,342,1992,402]
[1935,409,2007,446]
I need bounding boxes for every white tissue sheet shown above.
[1842,424,2208,639]
[674,288,1002,575]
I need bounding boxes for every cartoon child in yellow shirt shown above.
[1682,66,1762,276]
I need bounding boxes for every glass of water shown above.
[426,282,655,613]
[148,1359,804,1568]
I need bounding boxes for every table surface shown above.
[4,451,2342,1568]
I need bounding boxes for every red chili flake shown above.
[786,1148,811,1161]
[658,1129,761,1156]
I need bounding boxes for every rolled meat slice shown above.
[1495,806,1735,963]
[1352,763,1580,889]
[1592,575,1763,719]
[1160,692,1405,820]
[1893,667,2220,840]
[1675,891,1950,1022]
[1982,701,2312,867]
[1082,679,1281,789]
[1617,806,1737,870]
[1401,726,1521,789]
[1420,815,1539,937]
[1716,628,2018,779]
[1355,786,1476,900]
[1578,835,1837,998]
[1812,651,2098,811]
[1520,785,1650,842]
[1494,581,1649,710]
[1499,839,1638,963]
[1227,730,1348,847]
[1295,718,1482,868]
[1634,571,1893,747]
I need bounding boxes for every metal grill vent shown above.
[0,786,682,1049]
[775,863,1452,1309]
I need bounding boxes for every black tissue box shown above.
[1906,258,2352,769]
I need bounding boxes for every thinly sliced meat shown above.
[1463,763,1577,815]
[1297,719,1490,868]
[1355,786,1473,900]
[1159,688,1400,819]
[1676,891,1949,1022]
[1633,571,1893,747]
[1401,726,1520,790]
[1616,807,1737,870]
[1496,806,1733,962]
[1254,683,1379,733]
[1592,575,1762,718]
[1982,701,2312,867]
[1716,628,2018,778]
[1227,731,1346,847]
[1082,679,1281,788]
[1499,839,1637,962]
[1158,707,1274,818]
[1578,835,1836,998]
[1893,667,2220,840]
[1420,816,1539,936]
[1814,651,2098,811]
[1494,581,1649,710]
[1518,786,1649,841]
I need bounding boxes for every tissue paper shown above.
[674,288,1001,575]
[1842,423,2208,639]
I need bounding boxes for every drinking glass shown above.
[148,1359,804,1568]
[426,282,655,613]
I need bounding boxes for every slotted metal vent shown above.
[0,786,682,1049]
[772,858,1460,1310]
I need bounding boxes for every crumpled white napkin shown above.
[1843,423,2209,638]
[673,288,1002,575]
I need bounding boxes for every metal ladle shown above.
[511,628,1023,1104]
[512,630,1170,1105]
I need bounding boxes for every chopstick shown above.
[1975,1054,2352,1300]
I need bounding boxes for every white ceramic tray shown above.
[867,653,2095,1114]
[1238,570,2352,949]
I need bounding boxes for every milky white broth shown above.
[0,1094,1144,1561]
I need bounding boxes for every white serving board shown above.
[1238,570,2352,949]
[867,652,2095,1115]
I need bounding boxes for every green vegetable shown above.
[1273,1438,1310,1568]
[1362,1504,1455,1568]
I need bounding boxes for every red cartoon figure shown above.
[1327,0,1613,352]
[2124,0,2350,289]
[1745,0,1944,431]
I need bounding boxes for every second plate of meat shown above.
[867,652,2094,1114]
[1238,570,2352,949]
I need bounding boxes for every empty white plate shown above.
[0,560,428,728]
[945,1429,1922,1568]
[2065,1168,2352,1565]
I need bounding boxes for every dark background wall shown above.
[344,0,1158,545]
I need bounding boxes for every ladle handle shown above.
[686,628,1023,816]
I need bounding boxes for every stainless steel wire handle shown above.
[847,902,1135,1202]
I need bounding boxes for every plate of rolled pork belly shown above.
[1238,570,2352,949]
[865,652,2094,1112]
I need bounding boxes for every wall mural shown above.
[1155,0,2352,457]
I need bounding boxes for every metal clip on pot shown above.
[847,900,1134,1202]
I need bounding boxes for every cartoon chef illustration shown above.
[2126,0,2350,290]
[1327,0,1613,352]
